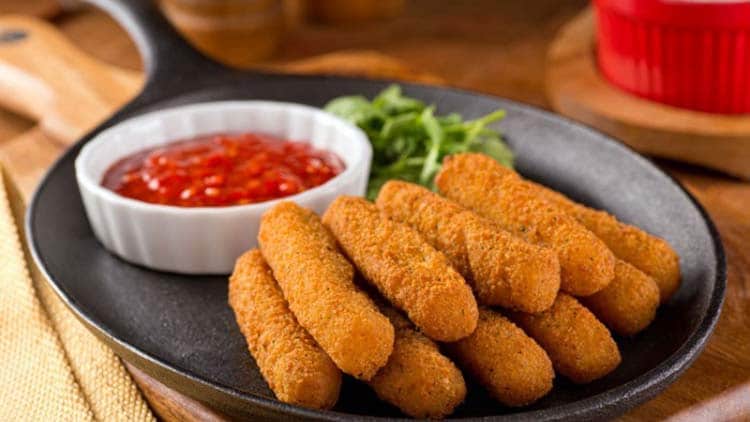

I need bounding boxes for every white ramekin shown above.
[75,101,371,274]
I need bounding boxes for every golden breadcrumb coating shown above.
[368,307,466,419]
[527,181,681,302]
[436,153,615,297]
[258,202,394,380]
[376,181,559,313]
[446,308,554,406]
[228,250,341,409]
[322,196,478,342]
[581,259,660,336]
[511,294,621,384]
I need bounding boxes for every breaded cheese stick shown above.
[258,202,394,380]
[526,180,680,302]
[369,307,466,419]
[322,196,478,342]
[581,259,660,336]
[436,153,615,297]
[446,308,554,407]
[228,250,342,409]
[376,180,559,313]
[511,293,621,384]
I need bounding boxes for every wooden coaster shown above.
[546,8,750,180]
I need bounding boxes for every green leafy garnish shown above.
[325,85,513,199]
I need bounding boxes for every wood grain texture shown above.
[666,382,750,422]
[546,9,750,181]
[621,163,750,421]
[272,49,444,84]
[124,363,230,422]
[0,13,440,143]
[274,0,590,107]
[0,15,143,142]
[0,1,747,421]
[56,7,143,72]
[0,0,62,19]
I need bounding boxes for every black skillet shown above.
[26,0,726,420]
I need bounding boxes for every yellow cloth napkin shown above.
[0,164,154,421]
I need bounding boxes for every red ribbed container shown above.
[595,0,750,114]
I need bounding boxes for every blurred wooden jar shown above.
[159,0,284,68]
[308,0,404,24]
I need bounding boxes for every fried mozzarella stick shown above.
[436,155,659,334]
[228,250,342,409]
[526,181,681,302]
[581,260,660,336]
[369,307,467,419]
[376,180,559,313]
[322,196,478,342]
[511,294,621,384]
[258,202,394,380]
[436,153,615,297]
[446,308,554,406]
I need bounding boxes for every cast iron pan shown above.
[26,0,726,420]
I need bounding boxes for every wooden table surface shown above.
[1,1,748,420]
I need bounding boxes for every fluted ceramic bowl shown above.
[75,101,371,274]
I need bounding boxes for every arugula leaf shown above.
[325,85,513,199]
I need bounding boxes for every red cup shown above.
[595,0,750,114]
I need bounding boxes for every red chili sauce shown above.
[101,133,345,207]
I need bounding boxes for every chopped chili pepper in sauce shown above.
[101,133,345,207]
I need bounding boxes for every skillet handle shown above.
[85,0,225,87]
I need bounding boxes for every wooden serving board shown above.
[546,8,750,180]
[0,3,748,421]
[0,0,62,20]
[0,15,440,142]
[0,16,144,143]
